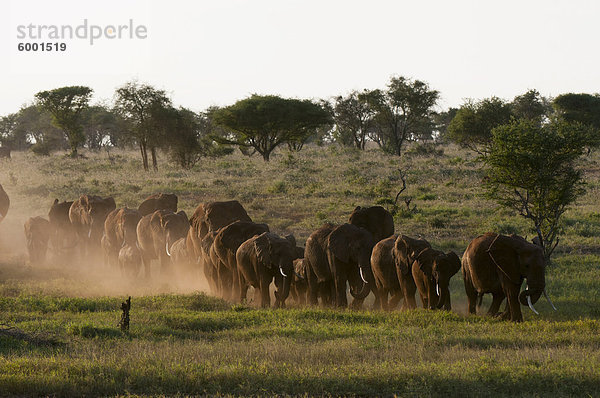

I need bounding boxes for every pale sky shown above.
[1,0,599,115]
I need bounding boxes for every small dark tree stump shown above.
[118,296,131,333]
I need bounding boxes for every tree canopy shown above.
[484,119,593,260]
[368,76,439,156]
[211,95,332,161]
[114,81,171,171]
[35,86,93,157]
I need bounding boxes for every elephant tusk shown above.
[88,228,92,238]
[359,267,368,284]
[279,266,288,278]
[166,241,171,257]
[435,283,440,297]
[543,289,557,311]
[527,295,540,315]
[121,239,126,248]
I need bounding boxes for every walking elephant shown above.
[462,233,556,322]
[305,223,376,308]
[137,209,189,278]
[211,221,269,301]
[138,193,178,216]
[0,183,9,223]
[69,195,116,259]
[393,235,432,309]
[48,199,76,261]
[24,216,51,265]
[186,200,252,287]
[371,235,404,310]
[349,205,394,242]
[236,232,295,308]
[411,248,461,310]
[103,208,141,269]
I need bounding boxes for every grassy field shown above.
[0,144,599,396]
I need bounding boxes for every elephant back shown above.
[349,205,394,242]
[138,193,178,216]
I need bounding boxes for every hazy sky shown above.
[2,0,599,115]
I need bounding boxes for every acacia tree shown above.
[368,76,439,156]
[81,105,121,149]
[447,97,512,154]
[332,90,376,149]
[114,81,171,171]
[35,86,93,157]
[211,95,332,161]
[484,119,593,260]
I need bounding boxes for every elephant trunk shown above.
[349,265,371,300]
[436,285,451,310]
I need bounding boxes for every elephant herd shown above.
[13,186,557,322]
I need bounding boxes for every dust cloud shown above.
[0,204,211,298]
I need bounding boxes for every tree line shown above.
[1,77,600,261]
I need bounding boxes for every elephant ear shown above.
[253,232,272,267]
[394,236,411,275]
[328,228,350,263]
[415,248,434,277]
[284,234,296,248]
[516,241,543,274]
[176,210,189,224]
[488,234,525,283]
[445,251,462,277]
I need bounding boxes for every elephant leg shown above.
[333,270,348,308]
[259,277,271,308]
[238,270,248,303]
[487,293,505,316]
[401,276,417,310]
[464,276,478,315]
[380,287,389,311]
[142,254,152,280]
[389,290,403,310]
[306,261,319,306]
[505,288,523,322]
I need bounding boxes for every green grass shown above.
[0,143,599,396]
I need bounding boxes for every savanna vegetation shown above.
[1,76,600,395]
[0,139,599,396]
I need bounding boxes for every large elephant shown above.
[0,183,9,223]
[103,207,141,269]
[236,232,295,308]
[411,248,461,310]
[211,221,269,301]
[186,200,252,287]
[393,235,432,309]
[462,233,556,322]
[48,199,76,259]
[305,223,376,308]
[349,205,394,242]
[24,216,51,265]
[137,209,189,278]
[371,235,404,310]
[138,193,178,216]
[69,195,116,259]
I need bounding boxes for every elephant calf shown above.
[236,232,295,308]
[24,216,51,265]
[411,248,461,310]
